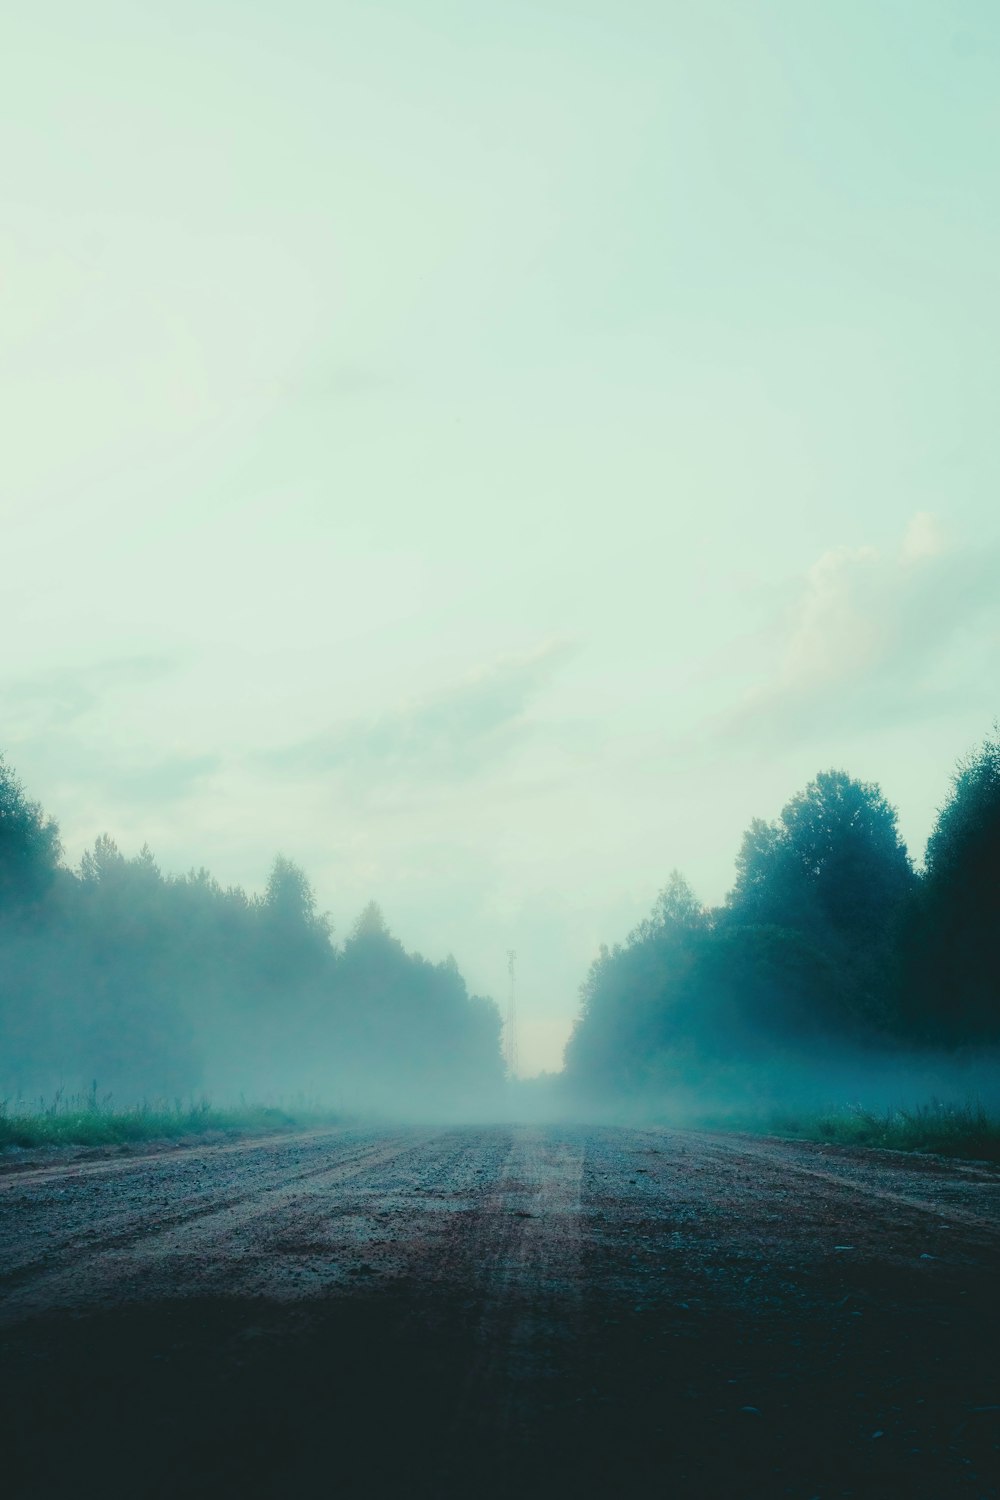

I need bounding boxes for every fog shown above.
[0,766,506,1119]
[549,1047,1000,1129]
[2,735,999,1133]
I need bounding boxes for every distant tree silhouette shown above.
[729,770,913,941]
[0,756,61,908]
[564,873,709,1094]
[79,833,127,885]
[351,900,389,940]
[565,773,923,1100]
[903,732,1000,1041]
[0,754,504,1106]
[264,855,330,937]
[727,769,915,1029]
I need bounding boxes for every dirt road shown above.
[2,1124,998,1498]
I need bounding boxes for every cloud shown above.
[16,741,220,816]
[310,362,391,400]
[899,510,945,565]
[263,639,579,787]
[85,752,221,808]
[711,515,1000,744]
[2,655,178,736]
[1,655,219,823]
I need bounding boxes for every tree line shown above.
[564,733,1000,1100]
[0,757,504,1109]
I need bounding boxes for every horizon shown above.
[3,724,989,1078]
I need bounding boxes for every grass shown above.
[0,1088,340,1150]
[763,1098,1000,1163]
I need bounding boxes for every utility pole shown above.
[505,949,518,1080]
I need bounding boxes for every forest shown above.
[0,756,504,1113]
[564,733,1000,1108]
[3,733,998,1118]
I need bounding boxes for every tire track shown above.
[691,1131,1000,1234]
[431,1126,587,1464]
[0,1128,442,1319]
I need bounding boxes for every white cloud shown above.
[261,638,579,790]
[715,515,999,743]
[900,510,945,565]
[2,655,178,736]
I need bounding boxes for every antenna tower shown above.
[505,948,518,1079]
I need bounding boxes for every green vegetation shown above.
[0,753,505,1108]
[762,1099,1000,1164]
[0,1090,340,1150]
[565,731,1000,1104]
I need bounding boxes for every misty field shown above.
[0,1092,339,1150]
[7,1091,1000,1170]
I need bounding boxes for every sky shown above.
[3,1,999,1073]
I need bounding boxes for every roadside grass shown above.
[0,1090,340,1150]
[763,1099,1000,1164]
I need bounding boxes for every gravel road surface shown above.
[2,1124,998,1498]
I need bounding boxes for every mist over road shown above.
[2,1125,998,1498]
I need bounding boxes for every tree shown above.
[79,833,126,885]
[906,732,1000,1040]
[0,758,504,1105]
[264,855,329,937]
[564,874,710,1094]
[0,755,61,908]
[350,900,389,942]
[925,733,1000,889]
[252,855,333,1000]
[696,923,842,1047]
[729,771,913,938]
[628,870,707,944]
[727,769,915,1028]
